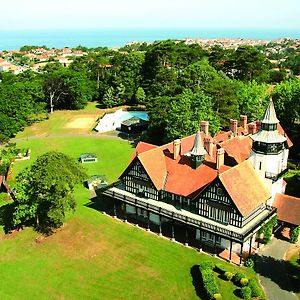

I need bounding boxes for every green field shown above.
[0,108,263,299]
[10,136,134,185]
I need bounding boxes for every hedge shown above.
[290,226,300,244]
[248,278,263,298]
[199,263,221,300]
[240,286,252,299]
[233,272,246,284]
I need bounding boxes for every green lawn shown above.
[10,136,134,186]
[0,184,259,300]
[14,102,134,138]
[0,111,263,299]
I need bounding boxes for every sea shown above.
[0,28,299,51]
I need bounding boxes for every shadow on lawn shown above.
[190,265,208,299]
[253,253,300,293]
[0,202,15,233]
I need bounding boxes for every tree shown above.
[102,87,117,108]
[271,79,300,128]
[43,68,94,112]
[236,81,269,122]
[135,87,146,104]
[165,89,220,141]
[13,152,87,233]
[146,89,220,144]
[224,45,271,82]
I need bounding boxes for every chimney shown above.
[204,137,213,156]
[173,139,181,160]
[240,115,248,131]
[216,148,225,170]
[200,121,209,135]
[248,123,257,134]
[256,120,261,131]
[230,119,238,135]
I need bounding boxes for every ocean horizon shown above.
[0,27,299,51]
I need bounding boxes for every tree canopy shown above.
[13,152,87,233]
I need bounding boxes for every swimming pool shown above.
[94,109,149,133]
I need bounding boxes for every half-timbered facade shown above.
[102,100,294,263]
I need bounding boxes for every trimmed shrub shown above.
[214,263,227,274]
[240,277,249,287]
[199,261,215,271]
[233,272,246,284]
[248,278,263,298]
[223,271,234,281]
[245,257,255,268]
[199,265,221,300]
[290,226,300,244]
[240,286,252,299]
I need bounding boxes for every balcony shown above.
[102,186,277,243]
[265,168,288,182]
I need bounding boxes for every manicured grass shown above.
[0,111,263,299]
[14,102,134,138]
[0,184,259,299]
[10,136,134,185]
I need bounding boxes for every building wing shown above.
[219,160,271,216]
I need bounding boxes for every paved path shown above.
[256,237,297,300]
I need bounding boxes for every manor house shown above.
[102,100,300,264]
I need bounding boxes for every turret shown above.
[251,99,287,155]
[190,131,207,169]
[249,99,289,204]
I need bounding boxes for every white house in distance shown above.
[102,100,300,264]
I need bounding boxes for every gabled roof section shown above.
[219,135,252,164]
[138,147,167,190]
[128,141,158,164]
[273,193,300,225]
[219,160,271,216]
[261,99,279,124]
[190,131,207,156]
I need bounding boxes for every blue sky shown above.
[1,0,299,30]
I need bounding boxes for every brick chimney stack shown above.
[216,148,225,170]
[200,121,209,135]
[204,137,213,156]
[248,123,257,134]
[256,120,261,131]
[173,139,181,160]
[230,119,238,135]
[240,115,248,131]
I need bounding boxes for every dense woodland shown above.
[0,40,300,145]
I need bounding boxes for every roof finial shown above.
[190,131,207,156]
[261,97,279,124]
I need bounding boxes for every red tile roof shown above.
[138,147,167,190]
[273,193,300,225]
[128,142,157,164]
[220,135,253,164]
[164,155,217,197]
[127,133,218,196]
[219,160,271,216]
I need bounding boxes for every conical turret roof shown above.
[190,131,207,156]
[261,98,279,124]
